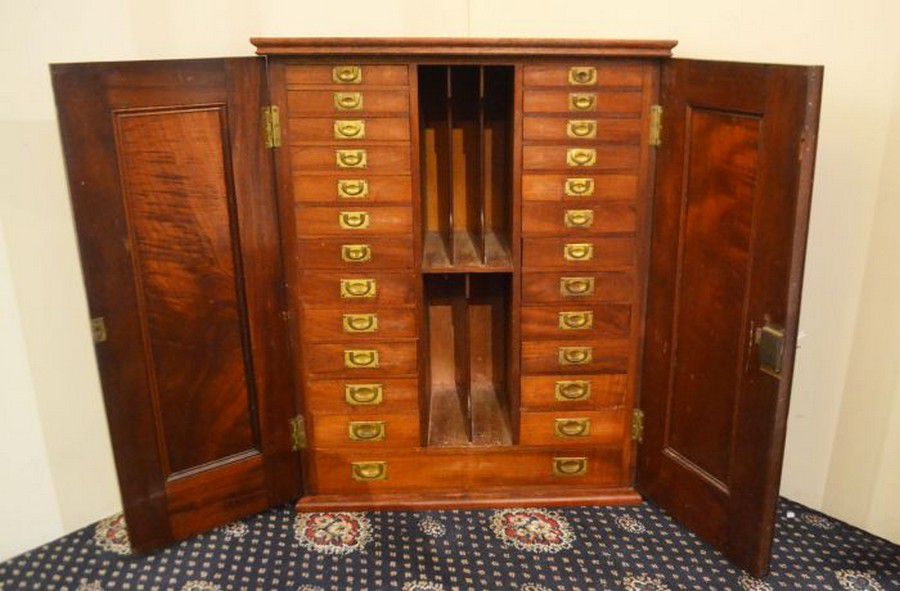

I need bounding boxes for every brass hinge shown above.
[262,105,282,149]
[648,105,662,147]
[631,408,645,443]
[289,415,307,450]
[90,317,107,343]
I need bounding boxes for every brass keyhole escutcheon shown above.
[565,178,595,197]
[558,346,592,366]
[337,179,369,199]
[348,421,385,441]
[345,383,384,406]
[334,119,366,139]
[344,349,379,368]
[566,148,597,167]
[560,276,595,296]
[336,149,367,169]
[351,461,387,481]
[339,211,371,230]
[340,278,376,298]
[569,93,597,111]
[559,311,593,330]
[341,244,372,263]
[564,243,594,262]
[555,380,591,401]
[332,65,362,84]
[342,313,378,333]
[553,457,588,476]
[564,209,594,229]
[554,418,591,437]
[334,92,363,111]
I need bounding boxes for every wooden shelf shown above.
[422,231,513,273]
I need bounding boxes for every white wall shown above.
[1,0,897,559]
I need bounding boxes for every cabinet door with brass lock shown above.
[518,409,628,446]
[522,202,637,235]
[296,206,413,236]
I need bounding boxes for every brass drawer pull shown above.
[334,119,366,139]
[334,92,363,111]
[338,179,369,199]
[559,311,593,330]
[566,119,597,138]
[341,244,372,263]
[340,278,376,298]
[566,148,597,167]
[342,313,378,333]
[565,178,595,197]
[569,93,597,111]
[555,380,591,401]
[351,461,387,481]
[564,209,594,229]
[345,383,384,405]
[336,149,367,169]
[568,66,597,85]
[558,346,592,366]
[348,420,385,441]
[564,243,594,261]
[333,65,362,84]
[553,456,588,476]
[560,276,595,297]
[554,417,592,437]
[339,211,371,230]
[345,349,379,368]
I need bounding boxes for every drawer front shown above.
[291,145,411,174]
[521,374,629,410]
[522,272,634,304]
[310,412,419,449]
[301,307,417,342]
[523,90,644,115]
[518,410,628,446]
[286,65,409,87]
[522,340,630,374]
[293,175,413,205]
[290,117,411,143]
[523,117,642,144]
[297,272,417,306]
[296,206,412,237]
[287,90,409,117]
[522,237,634,270]
[297,238,414,270]
[523,174,638,202]
[305,377,418,414]
[523,145,640,172]
[523,202,637,236]
[521,304,631,340]
[523,64,644,88]
[305,341,417,377]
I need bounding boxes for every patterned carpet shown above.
[0,498,897,590]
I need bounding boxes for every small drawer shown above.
[522,174,639,202]
[522,340,630,374]
[287,90,409,117]
[297,237,414,270]
[301,307,417,342]
[291,145,411,174]
[523,64,644,88]
[523,202,637,236]
[296,272,417,306]
[289,117,411,143]
[296,206,412,237]
[521,374,629,410]
[523,145,640,172]
[310,412,419,449]
[518,410,628,446]
[523,117,642,144]
[304,341,417,377]
[305,377,418,414]
[522,237,634,270]
[523,90,644,115]
[293,175,413,205]
[286,65,409,87]
[521,304,631,340]
[522,272,634,304]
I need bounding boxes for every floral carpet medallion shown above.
[293,511,372,555]
[489,508,574,553]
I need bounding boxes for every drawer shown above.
[523,90,644,115]
[523,64,644,88]
[522,272,634,304]
[287,89,409,117]
[523,174,638,202]
[523,117,642,144]
[523,202,637,236]
[521,304,632,340]
[304,341,417,377]
[301,307,417,342]
[297,237,414,270]
[291,145,411,174]
[522,237,634,270]
[289,117,411,143]
[523,145,640,172]
[296,206,412,237]
[293,175,413,205]
[286,65,409,87]
[310,412,419,449]
[522,340,630,374]
[296,272,417,306]
[521,374,629,410]
[518,410,628,446]
[305,377,418,414]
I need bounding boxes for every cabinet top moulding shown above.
[250,37,678,57]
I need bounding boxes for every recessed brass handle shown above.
[351,461,387,481]
[565,178,595,197]
[334,92,363,111]
[333,65,362,84]
[553,457,588,476]
[555,380,591,401]
[558,346,592,366]
[554,417,592,437]
[348,420,385,441]
[341,244,372,263]
[560,276,595,297]
[345,349,379,368]
[569,93,597,111]
[568,66,597,85]
[336,149,367,169]
[566,119,597,139]
[564,243,594,262]
[339,211,371,230]
[334,119,366,140]
[566,148,597,167]
[559,311,593,330]
[564,209,594,229]
[340,278,376,298]
[342,313,378,333]
[337,179,369,199]
[345,383,384,405]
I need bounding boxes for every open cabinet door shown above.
[638,59,822,576]
[51,58,302,552]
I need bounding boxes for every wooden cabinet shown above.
[51,38,822,576]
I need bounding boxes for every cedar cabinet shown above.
[51,38,822,577]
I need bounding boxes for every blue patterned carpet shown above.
[0,498,897,590]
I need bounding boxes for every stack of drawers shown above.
[287,64,419,470]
